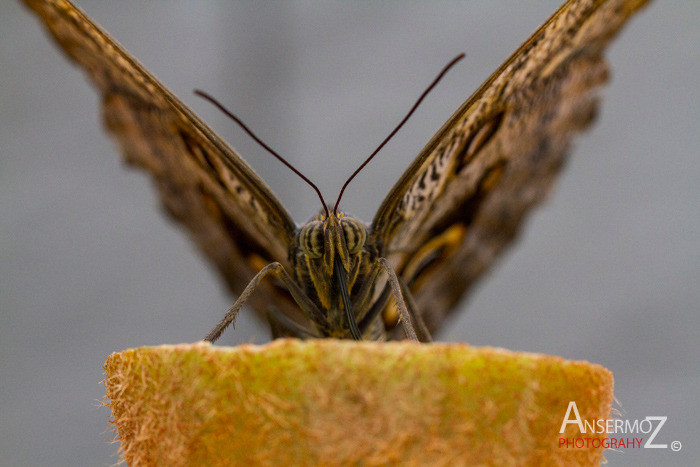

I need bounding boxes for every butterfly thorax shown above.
[292,209,384,338]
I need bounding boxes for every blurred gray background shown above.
[1,1,698,465]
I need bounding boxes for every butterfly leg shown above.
[204,262,323,343]
[266,306,321,339]
[378,258,419,342]
[398,279,433,343]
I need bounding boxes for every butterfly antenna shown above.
[333,53,465,215]
[194,90,329,217]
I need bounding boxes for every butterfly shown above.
[22,0,650,342]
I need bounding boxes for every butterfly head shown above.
[298,209,367,275]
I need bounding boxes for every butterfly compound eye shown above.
[341,217,367,254]
[299,221,325,258]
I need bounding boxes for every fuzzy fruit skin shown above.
[104,339,613,466]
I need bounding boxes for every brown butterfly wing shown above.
[22,0,304,323]
[371,0,650,334]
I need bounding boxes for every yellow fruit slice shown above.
[104,339,613,465]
